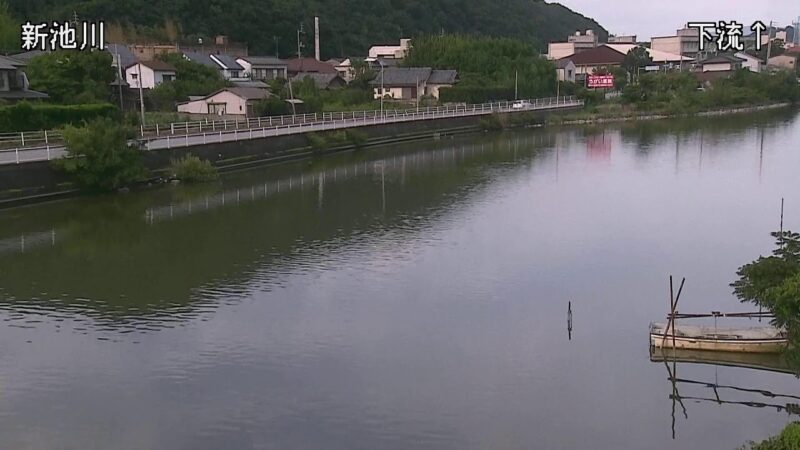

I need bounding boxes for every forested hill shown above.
[5,0,606,57]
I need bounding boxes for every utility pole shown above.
[765,20,774,68]
[287,78,297,116]
[136,63,146,126]
[114,47,124,110]
[297,23,305,59]
[514,70,518,100]
[274,36,279,58]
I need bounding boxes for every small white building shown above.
[177,87,270,117]
[125,60,177,89]
[697,54,744,72]
[370,67,457,100]
[555,59,576,82]
[547,42,576,60]
[368,39,411,60]
[734,52,763,73]
[209,54,247,80]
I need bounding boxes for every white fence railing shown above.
[0,96,581,164]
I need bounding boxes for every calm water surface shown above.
[1,110,799,449]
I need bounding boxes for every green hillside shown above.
[5,0,606,57]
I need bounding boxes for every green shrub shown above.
[478,114,504,131]
[345,129,368,148]
[168,154,218,183]
[306,133,328,151]
[54,117,147,191]
[0,102,118,132]
[744,422,800,449]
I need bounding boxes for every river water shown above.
[0,109,799,449]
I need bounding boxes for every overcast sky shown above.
[556,0,799,40]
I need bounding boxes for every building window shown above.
[131,73,138,80]
[230,70,240,78]
[163,74,174,82]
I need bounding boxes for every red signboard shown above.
[587,74,614,89]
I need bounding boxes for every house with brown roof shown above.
[291,72,346,90]
[125,60,177,89]
[286,57,338,77]
[556,45,626,82]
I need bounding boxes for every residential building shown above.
[182,51,218,69]
[107,44,136,70]
[291,72,346,90]
[734,52,763,73]
[425,70,458,99]
[568,30,599,51]
[767,54,798,71]
[556,59,576,82]
[0,55,48,102]
[9,49,49,63]
[547,42,577,60]
[368,38,411,59]
[605,44,692,70]
[332,57,364,82]
[286,57,338,77]
[556,45,626,81]
[236,56,287,81]
[370,67,458,100]
[697,54,744,72]
[177,87,270,117]
[209,54,246,80]
[608,35,637,44]
[125,60,177,89]
[651,26,703,59]
[547,30,600,60]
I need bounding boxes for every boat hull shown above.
[649,323,787,354]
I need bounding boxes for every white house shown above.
[125,60,177,89]
[209,54,247,80]
[370,67,458,100]
[177,87,270,117]
[556,59,576,82]
[734,52,762,73]
[697,54,745,72]
[368,39,411,59]
[236,56,288,81]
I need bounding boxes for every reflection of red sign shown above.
[587,74,614,89]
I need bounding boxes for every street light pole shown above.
[380,60,385,117]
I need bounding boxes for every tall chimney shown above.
[314,16,320,61]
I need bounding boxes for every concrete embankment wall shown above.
[2,112,555,207]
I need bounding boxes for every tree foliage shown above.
[5,0,606,57]
[148,53,229,110]
[622,47,653,81]
[55,117,147,191]
[732,231,800,335]
[25,50,115,104]
[0,1,19,51]
[404,34,556,102]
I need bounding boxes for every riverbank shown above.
[546,102,792,126]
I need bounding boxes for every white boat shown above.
[650,322,788,354]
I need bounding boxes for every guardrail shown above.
[0,96,581,164]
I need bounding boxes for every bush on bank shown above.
[744,422,800,449]
[54,117,147,192]
[0,102,118,132]
[168,154,219,183]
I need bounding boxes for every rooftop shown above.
[210,53,244,70]
[287,57,338,74]
[371,67,432,87]
[558,45,626,66]
[238,56,287,66]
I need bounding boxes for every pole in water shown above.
[567,301,573,340]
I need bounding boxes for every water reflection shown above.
[0,109,798,449]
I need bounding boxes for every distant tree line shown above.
[4,0,606,57]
